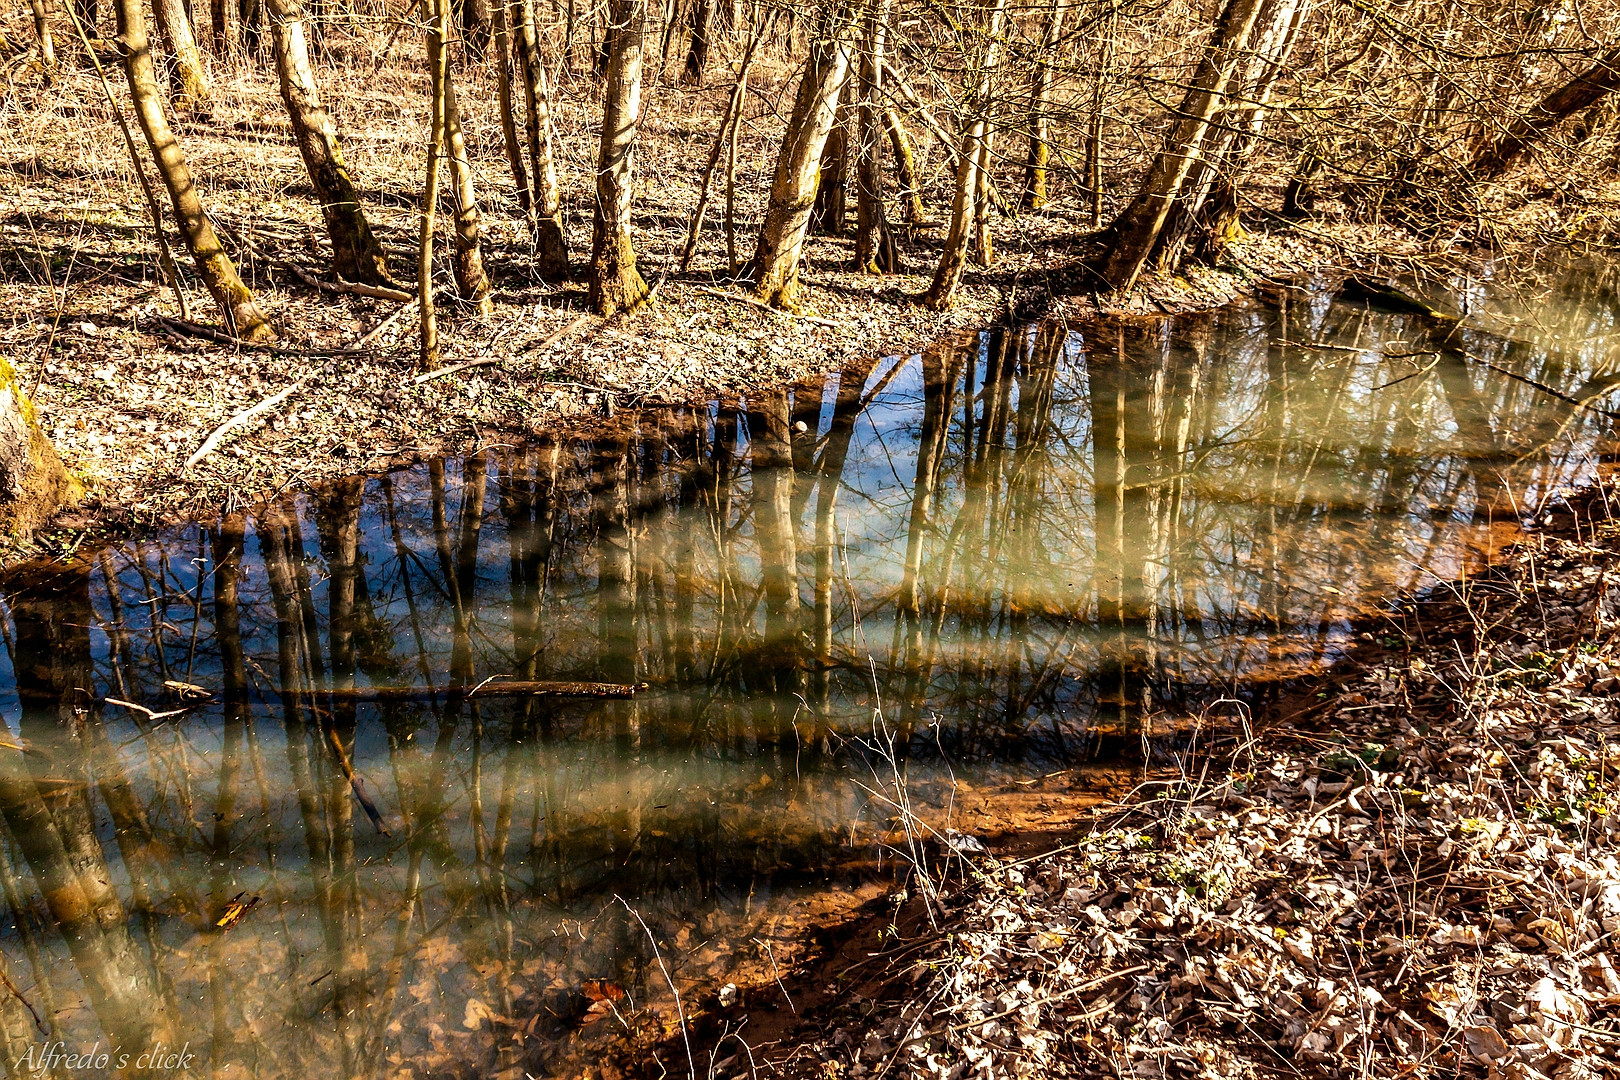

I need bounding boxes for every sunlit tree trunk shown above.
[853,0,897,273]
[492,0,532,223]
[0,360,79,536]
[920,0,1006,310]
[420,0,450,366]
[152,0,210,107]
[29,0,59,84]
[1021,0,1065,209]
[1093,0,1276,292]
[589,0,651,316]
[267,0,393,284]
[443,40,494,309]
[883,106,926,224]
[752,0,859,308]
[116,0,275,339]
[514,0,568,277]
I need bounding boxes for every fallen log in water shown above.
[282,680,644,702]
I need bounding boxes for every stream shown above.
[2,266,1619,1076]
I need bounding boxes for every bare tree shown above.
[267,0,394,285]
[921,0,1007,311]
[114,0,276,340]
[753,0,860,309]
[853,0,898,273]
[589,0,652,316]
[513,0,568,277]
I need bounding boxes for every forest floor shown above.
[0,26,1444,565]
[632,481,1620,1079]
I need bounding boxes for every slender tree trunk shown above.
[589,0,651,316]
[266,0,393,284]
[210,0,230,54]
[514,0,568,277]
[853,0,897,272]
[681,0,712,84]
[152,0,210,107]
[1145,0,1307,273]
[1472,46,1620,177]
[420,0,449,368]
[752,0,859,308]
[1021,0,1064,209]
[679,14,768,270]
[115,0,275,340]
[882,106,926,224]
[0,360,79,536]
[1092,0,1275,292]
[240,0,262,55]
[492,0,532,223]
[972,130,994,266]
[29,0,58,84]
[920,0,1006,310]
[443,67,494,311]
[810,101,849,235]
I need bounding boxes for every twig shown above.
[0,964,43,1035]
[278,679,643,701]
[183,374,315,471]
[155,316,370,356]
[355,300,416,347]
[692,285,840,328]
[413,312,591,384]
[616,896,696,1080]
[102,697,194,721]
[285,262,413,302]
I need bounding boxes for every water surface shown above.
[1,273,1618,1076]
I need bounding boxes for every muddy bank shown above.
[627,484,1620,1079]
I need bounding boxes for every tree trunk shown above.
[920,0,1006,310]
[443,67,494,311]
[152,0,211,107]
[752,0,859,309]
[116,0,275,340]
[1145,0,1306,274]
[853,0,897,272]
[239,0,262,55]
[492,0,532,223]
[810,102,848,235]
[589,0,651,316]
[266,0,393,285]
[514,0,568,277]
[0,360,79,536]
[1020,0,1064,209]
[209,0,230,54]
[460,0,491,60]
[679,13,768,271]
[882,106,926,224]
[420,0,449,368]
[971,130,994,266]
[1092,0,1275,292]
[1472,46,1620,177]
[28,0,58,85]
[681,0,712,84]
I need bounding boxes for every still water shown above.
[1,271,1618,1076]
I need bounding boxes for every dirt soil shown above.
[624,481,1620,1079]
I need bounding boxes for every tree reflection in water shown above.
[0,290,1615,1076]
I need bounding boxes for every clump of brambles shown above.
[764,499,1620,1080]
